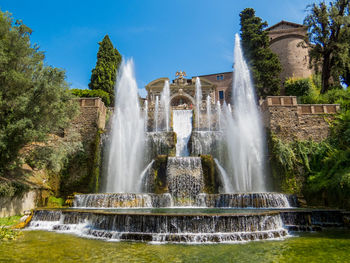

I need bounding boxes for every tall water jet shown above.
[216,101,221,130]
[195,77,202,131]
[144,100,148,131]
[173,110,192,156]
[206,95,211,131]
[154,96,159,132]
[106,59,145,193]
[223,34,266,192]
[161,80,170,132]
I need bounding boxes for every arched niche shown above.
[170,93,195,107]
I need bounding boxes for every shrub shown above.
[285,77,312,97]
[71,89,111,106]
[0,181,29,198]
[47,196,65,207]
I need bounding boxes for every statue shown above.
[176,71,187,79]
[175,71,187,84]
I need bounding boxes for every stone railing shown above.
[75,98,107,130]
[297,104,340,115]
[77,97,107,115]
[262,96,340,115]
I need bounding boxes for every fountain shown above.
[206,95,211,131]
[154,96,159,132]
[195,77,202,131]
[161,80,170,132]
[105,59,145,193]
[26,37,345,244]
[144,100,148,131]
[217,101,221,130]
[173,110,192,156]
[222,34,266,192]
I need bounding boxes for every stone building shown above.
[196,72,233,104]
[187,20,313,102]
[145,71,216,108]
[266,20,312,84]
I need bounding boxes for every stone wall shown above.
[60,97,107,195]
[261,96,340,142]
[0,191,36,217]
[68,98,107,143]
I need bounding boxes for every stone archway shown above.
[170,93,195,108]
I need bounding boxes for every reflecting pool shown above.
[0,229,349,262]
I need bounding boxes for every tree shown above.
[304,0,350,93]
[0,11,78,172]
[239,8,282,97]
[88,35,121,106]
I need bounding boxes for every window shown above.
[220,75,224,80]
[219,90,224,100]
[217,75,224,80]
[216,75,220,80]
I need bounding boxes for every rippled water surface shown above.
[1,230,349,262]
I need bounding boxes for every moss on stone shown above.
[169,132,177,157]
[88,130,102,193]
[60,129,103,196]
[153,155,168,194]
[200,155,219,194]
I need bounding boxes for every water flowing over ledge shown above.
[28,209,288,243]
[73,193,297,209]
[27,208,346,243]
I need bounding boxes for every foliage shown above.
[88,131,102,193]
[239,8,282,97]
[0,227,21,240]
[0,215,22,241]
[153,155,168,194]
[71,88,110,107]
[0,180,29,198]
[285,77,312,97]
[24,132,82,173]
[89,35,121,106]
[304,0,350,93]
[270,109,350,208]
[59,130,103,196]
[0,215,21,226]
[0,11,78,173]
[47,196,65,207]
[200,155,219,194]
[300,81,350,110]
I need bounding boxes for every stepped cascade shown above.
[27,38,345,244]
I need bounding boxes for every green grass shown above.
[0,215,22,227]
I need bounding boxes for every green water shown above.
[0,230,349,262]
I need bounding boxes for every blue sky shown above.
[0,0,315,97]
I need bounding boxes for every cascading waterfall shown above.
[206,95,211,131]
[173,110,192,156]
[195,77,202,131]
[161,80,170,132]
[106,59,145,193]
[155,96,159,132]
[222,34,266,192]
[166,157,204,204]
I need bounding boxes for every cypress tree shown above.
[89,35,121,106]
[239,8,282,97]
